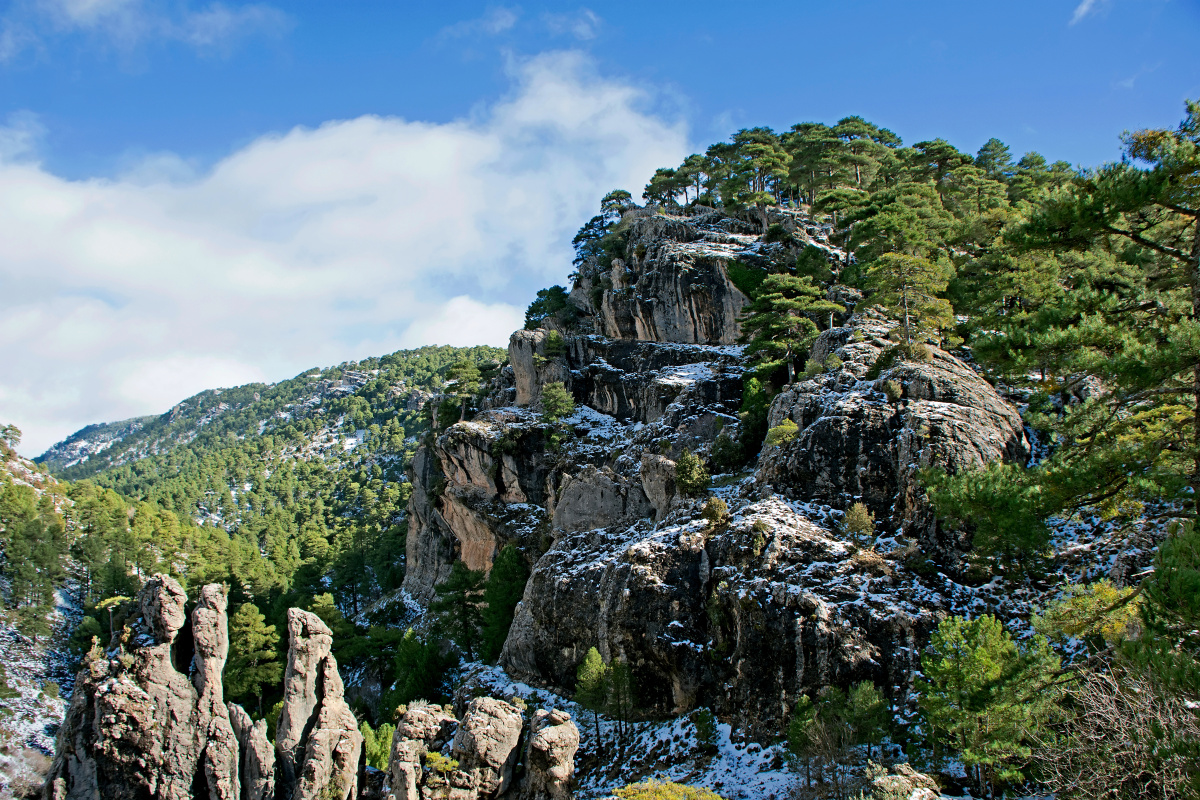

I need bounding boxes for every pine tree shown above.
[975,138,1014,180]
[225,603,282,713]
[918,615,1061,798]
[430,561,485,661]
[480,545,529,662]
[863,253,954,348]
[576,647,608,756]
[539,382,575,424]
[738,274,843,383]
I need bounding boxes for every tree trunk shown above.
[901,284,912,347]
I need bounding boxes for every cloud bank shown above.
[0,51,689,454]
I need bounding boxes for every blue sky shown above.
[1,0,1198,454]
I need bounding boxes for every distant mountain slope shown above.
[37,416,158,473]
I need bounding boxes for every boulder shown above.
[450,697,525,797]
[387,702,457,800]
[553,466,652,532]
[520,709,579,800]
[500,498,938,738]
[872,763,941,800]
[756,312,1028,561]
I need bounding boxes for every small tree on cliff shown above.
[739,274,843,384]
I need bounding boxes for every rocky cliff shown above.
[400,204,1033,739]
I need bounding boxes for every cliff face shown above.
[401,205,1029,735]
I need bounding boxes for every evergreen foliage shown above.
[674,451,711,497]
[738,274,843,383]
[224,602,282,713]
[918,615,1061,797]
[479,545,529,662]
[539,382,575,424]
[430,561,485,661]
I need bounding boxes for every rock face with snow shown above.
[575,211,758,344]
[501,497,938,738]
[756,311,1029,562]
[43,577,361,800]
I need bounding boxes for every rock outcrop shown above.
[44,575,233,800]
[450,697,524,797]
[277,609,362,800]
[44,576,362,800]
[520,709,579,800]
[756,311,1029,562]
[383,699,579,800]
[228,704,274,800]
[500,497,938,739]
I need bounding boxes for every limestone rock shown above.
[228,703,275,800]
[292,656,362,800]
[192,584,239,800]
[450,697,524,798]
[872,763,941,800]
[553,465,652,532]
[577,213,753,344]
[756,312,1029,562]
[500,498,938,739]
[387,702,456,800]
[639,454,677,522]
[520,709,579,800]
[42,575,233,800]
[276,609,362,800]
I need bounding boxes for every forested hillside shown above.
[1,345,502,744]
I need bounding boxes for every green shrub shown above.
[675,451,711,497]
[614,781,723,800]
[701,497,729,526]
[764,419,799,448]
[424,752,459,774]
[841,502,876,544]
[763,223,794,244]
[882,380,903,402]
[804,359,823,379]
[708,430,744,473]
[540,382,575,423]
[824,354,843,372]
[543,330,566,358]
[359,720,395,770]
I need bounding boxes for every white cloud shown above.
[543,8,601,40]
[0,51,689,454]
[0,0,288,61]
[438,6,520,40]
[397,296,525,349]
[1069,0,1105,25]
